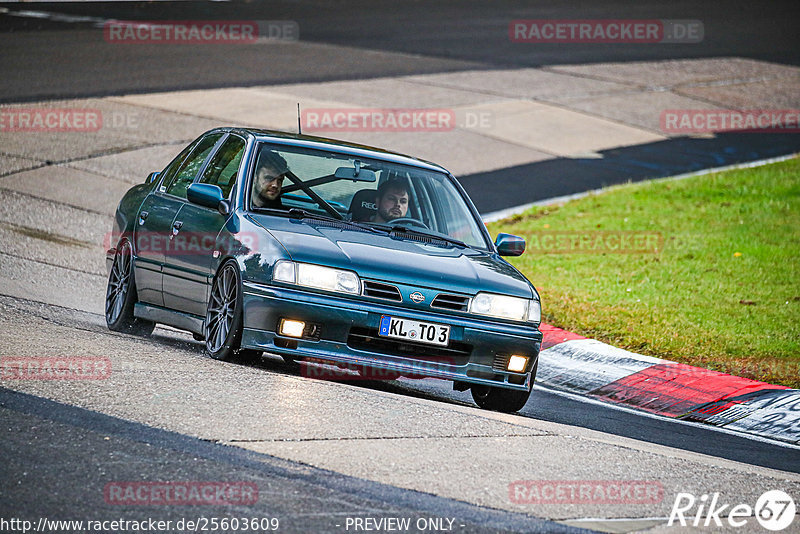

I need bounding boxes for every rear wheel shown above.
[205,261,259,363]
[105,240,155,336]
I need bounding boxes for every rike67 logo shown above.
[669,490,795,531]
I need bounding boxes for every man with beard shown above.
[373,178,410,224]
[251,150,289,209]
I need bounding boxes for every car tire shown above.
[471,360,538,413]
[238,349,264,364]
[105,240,155,336]
[205,260,253,362]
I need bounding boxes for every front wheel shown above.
[105,240,155,336]
[471,386,531,413]
[471,360,537,413]
[205,260,251,362]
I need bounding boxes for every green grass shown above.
[488,157,800,387]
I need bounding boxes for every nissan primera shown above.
[105,127,542,412]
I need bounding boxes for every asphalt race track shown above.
[1,1,799,101]
[1,2,799,533]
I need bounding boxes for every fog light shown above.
[279,319,305,338]
[507,355,528,373]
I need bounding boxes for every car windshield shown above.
[248,142,489,249]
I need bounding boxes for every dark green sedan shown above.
[105,127,542,413]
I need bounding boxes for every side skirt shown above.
[134,303,205,336]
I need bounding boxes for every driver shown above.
[373,178,409,223]
[252,150,290,209]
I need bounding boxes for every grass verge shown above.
[488,157,800,387]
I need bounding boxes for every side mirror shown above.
[187,183,225,211]
[217,200,231,216]
[495,233,526,256]
[145,171,160,184]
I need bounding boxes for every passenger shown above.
[252,151,289,209]
[373,178,410,223]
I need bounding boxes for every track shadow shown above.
[463,133,800,214]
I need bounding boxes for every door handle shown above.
[138,211,149,225]
[170,220,183,238]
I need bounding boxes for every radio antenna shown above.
[297,103,302,135]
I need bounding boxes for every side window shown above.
[157,140,198,191]
[199,135,246,199]
[165,133,223,199]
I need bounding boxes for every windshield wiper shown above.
[288,209,390,235]
[287,208,337,221]
[373,224,468,249]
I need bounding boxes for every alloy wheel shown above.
[106,241,132,325]
[206,263,238,353]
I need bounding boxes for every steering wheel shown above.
[387,217,429,229]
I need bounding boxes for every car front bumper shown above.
[241,282,541,392]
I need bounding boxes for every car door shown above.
[133,139,196,306]
[133,132,224,308]
[162,133,246,316]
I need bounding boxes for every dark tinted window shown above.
[199,135,245,199]
[158,139,198,190]
[165,133,223,199]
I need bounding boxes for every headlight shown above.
[470,292,540,323]
[470,292,528,321]
[272,260,361,295]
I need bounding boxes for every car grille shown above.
[431,293,470,312]
[347,327,472,364]
[362,281,402,302]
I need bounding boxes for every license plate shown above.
[379,316,450,346]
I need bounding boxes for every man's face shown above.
[377,187,409,222]
[255,165,284,201]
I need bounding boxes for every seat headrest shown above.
[349,189,377,222]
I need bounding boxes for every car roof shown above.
[217,127,451,175]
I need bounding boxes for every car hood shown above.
[248,214,533,298]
